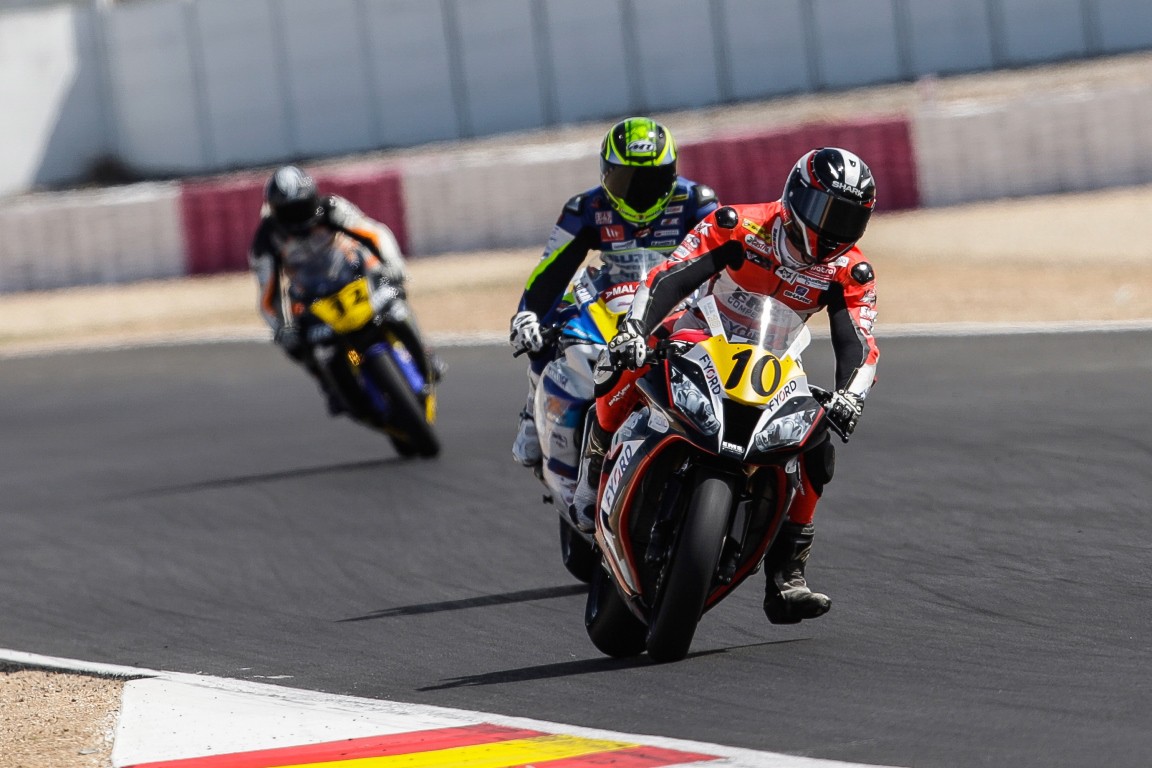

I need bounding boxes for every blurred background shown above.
[1,0,1151,294]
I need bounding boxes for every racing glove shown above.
[510,310,544,354]
[608,319,648,370]
[825,389,864,442]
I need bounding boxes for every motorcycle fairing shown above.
[596,421,686,600]
[309,277,375,334]
[537,357,595,497]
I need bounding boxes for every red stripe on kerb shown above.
[125,724,545,768]
[514,745,722,766]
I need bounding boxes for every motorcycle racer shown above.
[578,147,879,625]
[508,117,719,466]
[249,165,441,415]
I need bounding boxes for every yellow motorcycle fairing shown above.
[587,299,625,344]
[696,335,802,407]
[309,277,375,334]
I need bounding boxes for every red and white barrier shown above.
[4,84,1150,293]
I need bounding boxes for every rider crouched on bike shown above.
[579,147,880,625]
[249,165,442,415]
[508,117,719,465]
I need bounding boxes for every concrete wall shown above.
[3,0,1152,197]
[10,78,1152,292]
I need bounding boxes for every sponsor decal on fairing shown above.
[765,379,800,414]
[660,217,680,227]
[665,205,684,214]
[648,408,670,434]
[601,439,643,513]
[653,229,679,238]
[595,211,614,225]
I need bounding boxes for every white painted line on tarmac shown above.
[1,649,901,768]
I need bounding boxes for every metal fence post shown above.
[710,0,733,103]
[268,0,299,157]
[440,0,472,139]
[183,0,217,169]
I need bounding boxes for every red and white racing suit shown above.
[595,202,880,525]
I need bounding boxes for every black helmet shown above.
[600,117,678,224]
[781,148,876,264]
[265,165,322,235]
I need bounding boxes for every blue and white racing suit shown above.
[516,178,719,376]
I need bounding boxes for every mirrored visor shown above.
[789,185,871,243]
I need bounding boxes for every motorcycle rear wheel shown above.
[645,472,733,663]
[363,350,440,458]
[559,518,595,583]
[585,561,647,658]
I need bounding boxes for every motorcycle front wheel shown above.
[363,348,440,458]
[645,472,733,663]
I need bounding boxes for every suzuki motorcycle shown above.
[528,250,667,583]
[584,289,835,662]
[291,235,439,458]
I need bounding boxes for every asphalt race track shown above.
[1,333,1150,768]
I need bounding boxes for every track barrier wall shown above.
[2,81,1150,293]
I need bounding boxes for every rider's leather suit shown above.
[249,194,407,337]
[596,202,880,524]
[517,179,719,375]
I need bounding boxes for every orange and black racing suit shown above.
[595,202,879,525]
[248,194,407,337]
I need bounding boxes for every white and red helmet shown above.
[781,148,876,264]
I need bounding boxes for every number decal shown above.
[726,348,781,397]
[725,349,753,389]
[750,354,782,397]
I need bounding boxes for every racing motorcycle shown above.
[526,250,667,583]
[290,234,439,458]
[583,289,836,662]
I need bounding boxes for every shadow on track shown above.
[418,639,810,690]
[118,458,405,498]
[338,584,588,622]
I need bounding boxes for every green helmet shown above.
[600,117,678,224]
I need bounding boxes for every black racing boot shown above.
[763,522,831,624]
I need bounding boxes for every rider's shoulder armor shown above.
[693,184,717,208]
[715,206,739,229]
[564,194,586,216]
[322,194,365,229]
[850,261,875,285]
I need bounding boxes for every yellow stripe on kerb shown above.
[290,734,637,768]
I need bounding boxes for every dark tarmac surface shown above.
[1,333,1150,768]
